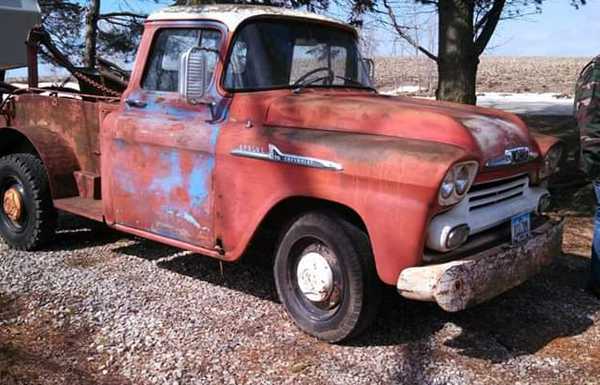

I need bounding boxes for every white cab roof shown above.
[147,4,352,33]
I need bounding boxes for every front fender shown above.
[531,132,563,157]
[215,124,474,285]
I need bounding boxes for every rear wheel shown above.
[0,154,56,250]
[274,211,381,342]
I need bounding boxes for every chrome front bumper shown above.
[397,218,564,312]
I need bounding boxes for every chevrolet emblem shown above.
[485,147,531,168]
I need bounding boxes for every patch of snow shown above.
[381,88,574,116]
[476,92,574,116]
[11,81,80,90]
[3,81,82,100]
[381,85,424,95]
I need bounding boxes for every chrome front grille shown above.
[467,175,528,211]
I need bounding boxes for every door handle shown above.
[125,99,147,108]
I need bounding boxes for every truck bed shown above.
[3,92,119,219]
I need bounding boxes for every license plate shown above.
[511,212,531,244]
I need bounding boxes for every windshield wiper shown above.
[292,76,375,94]
[291,75,332,94]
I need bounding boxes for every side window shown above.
[143,28,221,92]
[225,41,248,89]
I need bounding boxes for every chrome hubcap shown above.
[296,251,334,303]
[3,187,23,223]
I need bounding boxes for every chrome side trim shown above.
[471,172,528,186]
[231,144,343,171]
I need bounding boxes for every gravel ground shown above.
[1,117,600,385]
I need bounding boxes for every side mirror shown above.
[178,46,218,105]
[362,58,375,83]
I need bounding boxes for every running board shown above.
[54,197,104,222]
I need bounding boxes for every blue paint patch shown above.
[146,148,211,212]
[112,139,137,194]
[188,158,211,206]
[149,151,184,195]
[114,138,127,150]
[209,124,220,148]
[141,145,153,158]
[188,125,219,208]
[145,128,218,209]
[150,224,181,240]
[143,94,199,119]
[113,166,137,194]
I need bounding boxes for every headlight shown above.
[438,161,479,206]
[440,169,455,199]
[543,145,562,177]
[454,164,472,195]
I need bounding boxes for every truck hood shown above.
[265,93,535,164]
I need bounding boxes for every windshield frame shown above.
[220,16,375,93]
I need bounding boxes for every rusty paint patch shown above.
[3,187,23,222]
[106,88,220,248]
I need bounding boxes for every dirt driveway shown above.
[1,116,598,385]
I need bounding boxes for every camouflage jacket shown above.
[575,55,600,179]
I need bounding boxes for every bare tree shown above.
[352,0,586,105]
[83,0,100,67]
[174,0,331,11]
[40,0,147,68]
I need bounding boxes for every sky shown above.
[354,0,600,58]
[109,0,600,57]
[486,0,600,57]
[5,0,600,78]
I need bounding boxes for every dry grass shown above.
[374,56,592,96]
[63,254,104,269]
[0,293,130,385]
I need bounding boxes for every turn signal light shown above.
[445,224,470,250]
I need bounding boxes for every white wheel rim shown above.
[296,251,334,303]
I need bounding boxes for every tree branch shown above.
[99,12,146,20]
[474,3,492,33]
[100,19,132,28]
[382,0,438,62]
[474,0,506,56]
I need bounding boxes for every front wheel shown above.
[0,153,56,250]
[274,211,381,342]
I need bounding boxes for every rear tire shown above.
[0,153,56,250]
[274,211,381,342]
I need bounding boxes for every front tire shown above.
[0,153,56,250]
[274,211,381,342]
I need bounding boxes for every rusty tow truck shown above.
[0,5,564,341]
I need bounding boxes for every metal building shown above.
[0,0,41,70]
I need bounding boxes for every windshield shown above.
[223,19,373,91]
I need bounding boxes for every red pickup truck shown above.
[0,5,563,342]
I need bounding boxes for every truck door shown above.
[106,27,222,248]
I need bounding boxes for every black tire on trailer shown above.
[274,211,381,342]
[0,153,57,250]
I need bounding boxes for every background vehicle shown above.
[0,5,563,342]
